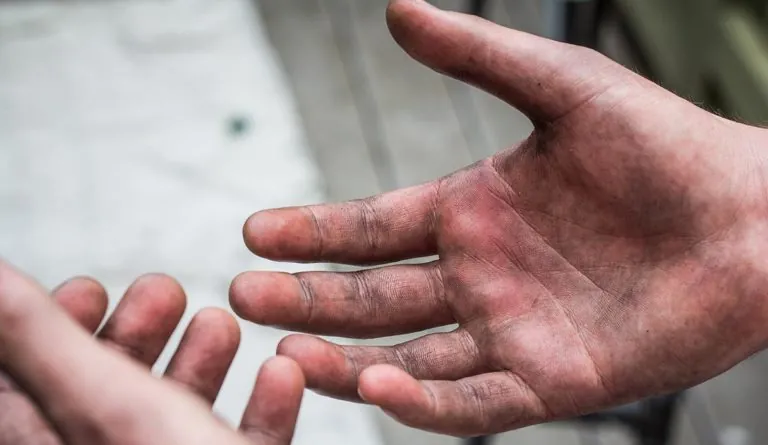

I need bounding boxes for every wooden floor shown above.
[256,1,768,444]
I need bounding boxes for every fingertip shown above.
[52,276,108,332]
[259,356,306,391]
[277,334,352,396]
[242,211,264,254]
[387,0,583,125]
[228,271,251,318]
[386,0,422,21]
[276,334,337,364]
[229,271,302,325]
[358,364,426,407]
[190,307,241,346]
[276,333,323,359]
[386,0,419,46]
[243,210,285,258]
[359,365,438,430]
[52,275,106,298]
[131,273,185,295]
[387,0,438,19]
[243,208,318,261]
[386,0,452,60]
[387,0,434,18]
[125,273,187,316]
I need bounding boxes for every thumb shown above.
[386,0,616,124]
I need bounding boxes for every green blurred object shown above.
[613,0,768,124]
[228,115,250,137]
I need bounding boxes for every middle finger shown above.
[97,274,186,366]
[230,262,451,338]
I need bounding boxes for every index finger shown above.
[244,181,439,265]
[0,277,108,445]
[0,262,128,421]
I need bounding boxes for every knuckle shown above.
[356,197,385,251]
[350,271,378,318]
[566,43,601,63]
[303,206,325,258]
[458,381,489,430]
[295,274,316,325]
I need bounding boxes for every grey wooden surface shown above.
[256,0,768,444]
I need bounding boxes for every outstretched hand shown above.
[230,0,768,437]
[0,262,304,445]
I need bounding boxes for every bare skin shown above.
[0,262,304,445]
[229,0,768,437]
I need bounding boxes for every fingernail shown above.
[382,408,402,421]
[358,386,369,403]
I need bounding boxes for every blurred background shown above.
[2,0,768,445]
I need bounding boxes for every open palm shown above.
[0,264,304,445]
[230,0,768,437]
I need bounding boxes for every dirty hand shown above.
[0,262,303,445]
[230,0,768,437]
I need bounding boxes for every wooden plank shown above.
[330,0,475,188]
[476,0,539,152]
[432,0,499,160]
[434,0,537,159]
[258,0,384,201]
[470,0,538,156]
